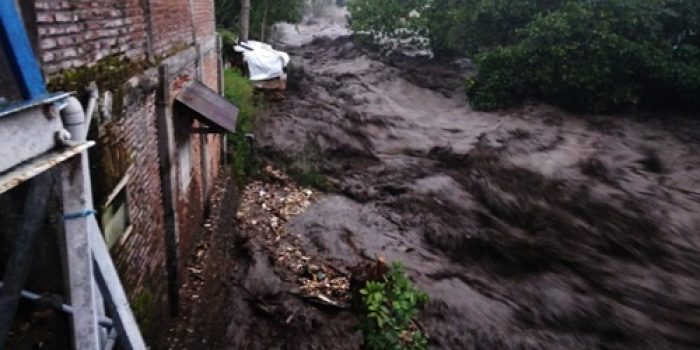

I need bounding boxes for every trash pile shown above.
[236,166,351,307]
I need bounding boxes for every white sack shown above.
[234,41,290,81]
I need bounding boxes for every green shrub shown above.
[467,0,700,112]
[359,262,429,350]
[426,0,564,56]
[224,68,261,186]
[347,0,429,39]
[347,0,699,112]
[347,0,563,56]
[219,29,238,63]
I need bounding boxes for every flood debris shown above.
[236,165,351,307]
[252,19,700,349]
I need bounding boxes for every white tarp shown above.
[234,41,290,81]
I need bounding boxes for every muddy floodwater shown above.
[221,8,700,350]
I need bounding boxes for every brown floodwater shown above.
[223,8,700,350]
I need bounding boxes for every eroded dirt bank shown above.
[228,12,700,350]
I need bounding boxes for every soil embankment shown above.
[222,8,700,350]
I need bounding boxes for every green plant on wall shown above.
[223,68,261,186]
[359,261,429,350]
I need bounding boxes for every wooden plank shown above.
[0,142,94,194]
[88,217,146,350]
[60,155,101,350]
[101,172,130,209]
[175,80,238,132]
[252,75,287,91]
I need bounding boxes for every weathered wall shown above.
[108,85,169,336]
[192,0,216,39]
[35,0,149,73]
[18,0,224,342]
[149,0,195,56]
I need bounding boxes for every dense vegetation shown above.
[348,0,700,112]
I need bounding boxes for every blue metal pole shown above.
[0,0,47,100]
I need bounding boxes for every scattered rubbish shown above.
[236,166,351,307]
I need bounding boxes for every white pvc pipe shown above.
[60,96,86,143]
[84,84,99,139]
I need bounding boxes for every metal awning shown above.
[174,81,238,133]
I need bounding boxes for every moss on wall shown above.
[47,55,151,115]
[131,285,158,337]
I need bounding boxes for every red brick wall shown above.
[35,0,149,73]
[110,91,169,334]
[30,0,224,339]
[149,0,195,56]
[192,0,216,39]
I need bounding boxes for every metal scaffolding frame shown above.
[0,2,146,349]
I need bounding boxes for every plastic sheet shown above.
[234,41,290,81]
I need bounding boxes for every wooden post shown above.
[217,34,229,167]
[156,64,181,315]
[196,44,209,200]
[60,154,101,350]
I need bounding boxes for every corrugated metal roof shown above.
[175,81,238,133]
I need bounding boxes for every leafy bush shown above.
[224,68,262,186]
[347,0,562,56]
[359,262,429,350]
[348,0,699,112]
[426,0,563,56]
[467,0,700,112]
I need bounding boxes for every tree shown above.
[216,0,304,42]
[240,0,250,42]
[347,0,700,113]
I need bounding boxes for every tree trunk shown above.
[240,0,250,43]
[260,0,269,42]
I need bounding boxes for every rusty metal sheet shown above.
[174,81,238,133]
[0,141,94,194]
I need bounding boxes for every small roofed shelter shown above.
[174,80,238,134]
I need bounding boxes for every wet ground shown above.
[221,8,700,350]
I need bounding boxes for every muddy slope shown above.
[249,12,700,349]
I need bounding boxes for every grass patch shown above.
[224,68,262,187]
